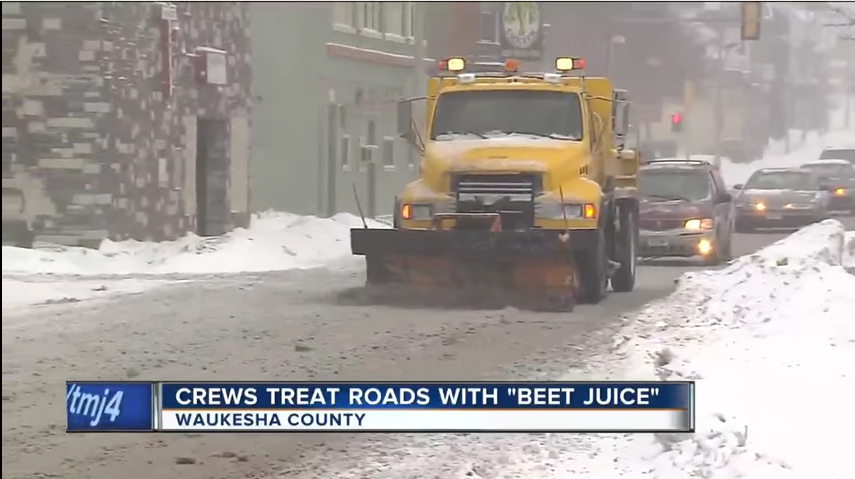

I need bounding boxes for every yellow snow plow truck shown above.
[350,57,640,311]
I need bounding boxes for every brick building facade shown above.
[2,2,252,247]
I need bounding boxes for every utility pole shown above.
[412,1,427,119]
[714,25,725,164]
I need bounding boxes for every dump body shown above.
[350,59,640,310]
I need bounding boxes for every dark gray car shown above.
[800,160,855,213]
[733,168,831,232]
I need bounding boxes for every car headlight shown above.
[536,202,597,220]
[754,202,766,211]
[834,187,847,196]
[684,218,714,230]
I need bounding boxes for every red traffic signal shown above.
[671,112,684,133]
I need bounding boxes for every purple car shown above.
[638,160,734,265]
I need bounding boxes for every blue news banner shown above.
[67,381,695,433]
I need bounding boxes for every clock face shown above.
[502,2,542,50]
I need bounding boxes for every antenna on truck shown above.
[351,183,368,229]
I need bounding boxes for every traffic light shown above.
[671,112,684,133]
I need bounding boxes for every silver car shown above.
[733,168,831,232]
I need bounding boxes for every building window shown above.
[333,2,355,27]
[383,2,404,37]
[403,1,413,38]
[358,2,381,31]
[367,119,377,146]
[340,134,351,171]
[382,137,395,170]
[479,7,499,44]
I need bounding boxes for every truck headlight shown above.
[536,202,597,220]
[684,218,714,230]
[401,203,433,220]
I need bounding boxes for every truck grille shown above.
[453,174,541,230]
[639,218,684,231]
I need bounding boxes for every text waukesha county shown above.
[174,411,366,428]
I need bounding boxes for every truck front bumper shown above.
[639,229,717,258]
[351,228,601,257]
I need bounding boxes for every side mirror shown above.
[717,192,733,203]
[613,102,630,138]
[732,183,744,190]
[397,100,413,139]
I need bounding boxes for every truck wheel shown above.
[611,205,637,293]
[576,229,608,304]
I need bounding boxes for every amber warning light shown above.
[438,58,466,72]
[555,57,585,72]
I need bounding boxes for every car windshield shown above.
[818,149,855,162]
[801,163,855,179]
[639,170,711,201]
[431,90,583,141]
[745,171,815,190]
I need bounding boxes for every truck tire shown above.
[576,228,608,304]
[611,205,637,292]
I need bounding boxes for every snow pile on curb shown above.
[577,219,854,478]
[844,231,855,272]
[2,212,388,276]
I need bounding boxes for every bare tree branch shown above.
[826,3,855,25]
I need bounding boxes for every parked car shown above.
[800,159,855,214]
[818,146,855,164]
[732,168,831,232]
[638,159,734,265]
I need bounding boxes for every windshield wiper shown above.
[436,131,487,139]
[502,131,580,141]
[646,194,692,201]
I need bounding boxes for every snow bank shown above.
[554,219,854,478]
[1,212,388,276]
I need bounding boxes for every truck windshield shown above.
[639,170,711,201]
[430,90,583,141]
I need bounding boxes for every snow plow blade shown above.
[350,228,592,311]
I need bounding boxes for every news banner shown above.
[66,381,694,433]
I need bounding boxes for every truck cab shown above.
[350,57,640,310]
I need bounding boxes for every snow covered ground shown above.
[301,220,854,478]
[1,212,388,311]
[1,277,177,312]
[2,212,387,277]
[553,219,854,478]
